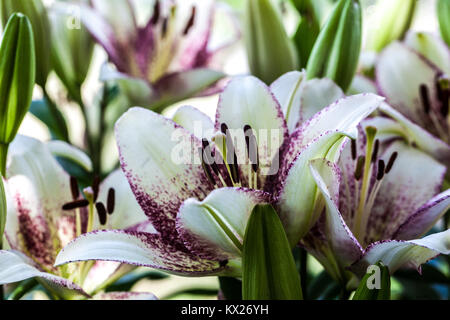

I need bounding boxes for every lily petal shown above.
[47,140,93,173]
[55,230,227,276]
[172,105,215,140]
[0,250,88,299]
[379,102,450,167]
[115,107,213,245]
[405,31,450,75]
[394,189,450,240]
[350,230,450,277]
[176,187,270,260]
[306,159,363,282]
[93,292,157,300]
[376,42,442,128]
[366,141,446,244]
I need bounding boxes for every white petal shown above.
[93,292,157,300]
[172,105,215,140]
[47,140,93,172]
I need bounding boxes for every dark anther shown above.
[219,260,228,267]
[62,199,89,211]
[220,123,229,135]
[183,6,196,35]
[372,139,380,163]
[221,123,240,184]
[244,125,259,173]
[436,74,450,118]
[440,90,449,118]
[377,160,386,180]
[354,156,365,181]
[351,139,357,160]
[419,84,431,114]
[92,176,100,202]
[96,202,107,226]
[385,152,398,174]
[161,17,168,38]
[107,188,115,215]
[199,148,216,186]
[151,0,160,25]
[70,176,79,200]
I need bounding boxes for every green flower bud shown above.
[1,0,51,88]
[306,0,362,92]
[438,0,450,47]
[50,2,94,105]
[245,0,299,84]
[365,0,416,52]
[0,13,36,175]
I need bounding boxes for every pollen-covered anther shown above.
[385,152,398,174]
[107,188,115,215]
[151,0,160,25]
[377,160,386,180]
[244,124,260,173]
[351,139,357,160]
[183,6,196,35]
[435,74,450,118]
[96,202,108,226]
[419,84,431,114]
[371,139,380,163]
[92,176,100,202]
[62,199,89,211]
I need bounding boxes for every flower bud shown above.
[306,0,362,92]
[244,0,299,84]
[50,2,94,104]
[438,0,450,47]
[0,13,36,175]
[365,0,416,52]
[1,0,50,88]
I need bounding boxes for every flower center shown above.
[351,127,398,246]
[198,123,261,190]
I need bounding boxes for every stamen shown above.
[419,84,431,114]
[107,188,115,215]
[372,139,379,163]
[244,125,259,173]
[354,156,365,181]
[96,202,107,226]
[221,123,240,185]
[92,176,100,202]
[161,17,168,38]
[385,152,398,174]
[436,75,450,118]
[62,199,89,211]
[351,139,357,160]
[70,176,79,200]
[219,260,228,267]
[183,6,196,35]
[377,160,385,180]
[151,0,160,25]
[198,148,216,186]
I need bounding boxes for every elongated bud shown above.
[50,2,94,104]
[1,0,50,87]
[0,13,36,176]
[306,0,362,92]
[292,0,321,68]
[365,0,416,52]
[438,0,450,47]
[244,0,299,84]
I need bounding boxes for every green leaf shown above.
[0,177,6,247]
[306,0,361,91]
[0,13,35,175]
[242,204,303,300]
[353,261,391,300]
[244,0,299,84]
[438,0,450,47]
[29,99,69,141]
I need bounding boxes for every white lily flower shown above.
[55,74,384,277]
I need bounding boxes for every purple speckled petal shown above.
[55,230,230,276]
[376,42,444,132]
[349,230,450,278]
[365,141,446,244]
[303,159,363,282]
[0,250,89,299]
[176,187,271,261]
[93,292,157,300]
[4,136,76,271]
[115,107,215,246]
[393,189,450,240]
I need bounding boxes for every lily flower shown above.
[54,74,384,277]
[301,123,450,287]
[376,31,450,166]
[0,135,154,299]
[76,0,238,110]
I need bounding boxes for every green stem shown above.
[0,143,8,178]
[299,248,308,300]
[6,279,38,300]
